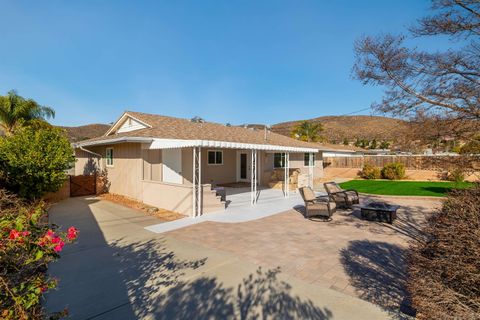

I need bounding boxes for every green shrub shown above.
[447,168,465,184]
[408,187,480,319]
[381,162,405,180]
[0,189,78,319]
[359,164,381,179]
[0,125,74,199]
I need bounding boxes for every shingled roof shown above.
[76,111,320,151]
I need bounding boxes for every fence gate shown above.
[70,174,96,197]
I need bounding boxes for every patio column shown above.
[192,147,202,217]
[309,152,314,189]
[250,149,258,205]
[284,152,290,197]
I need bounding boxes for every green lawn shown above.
[339,180,474,197]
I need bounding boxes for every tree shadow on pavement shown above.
[112,239,333,320]
[340,240,415,318]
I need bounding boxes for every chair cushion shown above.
[309,202,329,210]
[345,191,359,200]
[346,194,357,202]
[325,182,342,194]
[302,187,317,201]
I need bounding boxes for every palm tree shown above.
[0,90,55,135]
[291,121,324,142]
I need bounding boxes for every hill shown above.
[271,115,409,143]
[59,124,110,142]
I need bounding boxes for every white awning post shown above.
[308,152,315,190]
[254,150,257,203]
[198,148,202,216]
[284,152,290,198]
[251,149,258,205]
[192,147,202,217]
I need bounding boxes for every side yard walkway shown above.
[45,196,390,320]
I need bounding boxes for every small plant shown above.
[359,164,381,179]
[381,162,405,180]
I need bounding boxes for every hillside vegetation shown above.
[271,115,408,143]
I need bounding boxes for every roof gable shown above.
[104,112,152,136]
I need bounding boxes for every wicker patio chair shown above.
[323,182,359,209]
[299,187,336,221]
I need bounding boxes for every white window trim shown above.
[273,152,285,169]
[207,150,223,165]
[106,147,114,167]
[303,153,315,167]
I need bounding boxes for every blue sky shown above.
[0,0,439,126]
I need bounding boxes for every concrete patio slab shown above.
[45,196,394,320]
[145,187,321,233]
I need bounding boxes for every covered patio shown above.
[145,138,321,217]
[144,185,312,233]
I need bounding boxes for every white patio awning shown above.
[148,138,318,153]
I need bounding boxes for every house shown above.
[318,143,364,157]
[74,111,323,217]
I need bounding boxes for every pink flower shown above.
[9,229,20,240]
[22,231,31,237]
[53,240,65,253]
[67,227,79,240]
[51,236,61,244]
[46,230,55,239]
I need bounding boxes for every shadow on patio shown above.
[47,196,333,320]
[340,240,415,318]
[114,239,334,319]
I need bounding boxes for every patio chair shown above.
[299,187,336,221]
[323,182,359,209]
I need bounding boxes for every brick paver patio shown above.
[167,195,440,313]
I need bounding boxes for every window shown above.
[304,153,315,167]
[106,148,114,167]
[273,153,285,168]
[207,150,223,165]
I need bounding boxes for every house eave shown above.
[75,137,319,153]
[74,136,154,148]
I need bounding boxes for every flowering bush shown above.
[0,190,78,319]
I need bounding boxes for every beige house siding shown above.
[103,143,143,200]
[76,143,142,200]
[142,180,192,215]
[202,149,237,185]
[142,149,162,181]
[75,147,103,175]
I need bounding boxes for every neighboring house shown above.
[74,111,323,217]
[318,143,364,157]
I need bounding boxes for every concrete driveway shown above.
[45,196,439,319]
